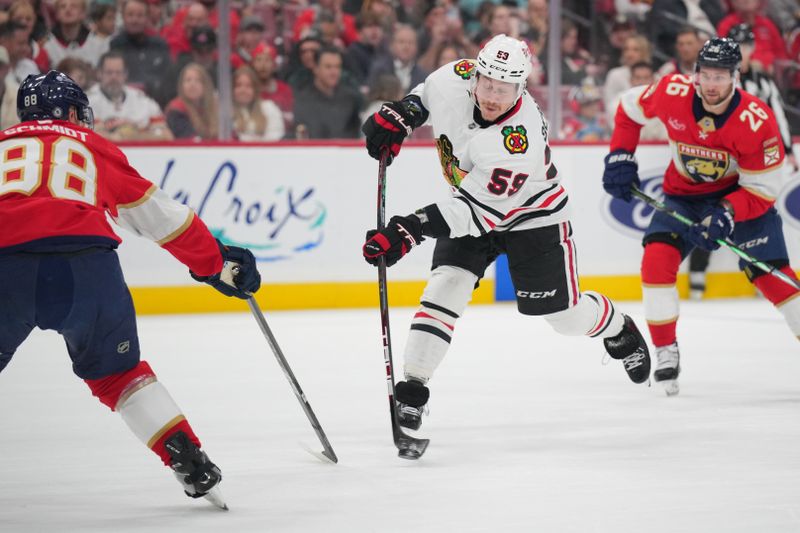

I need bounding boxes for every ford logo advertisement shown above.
[601,171,664,238]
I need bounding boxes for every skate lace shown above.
[656,344,680,369]
[623,349,647,371]
[399,404,429,417]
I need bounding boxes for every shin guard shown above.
[403,266,477,382]
[543,291,625,338]
[85,361,200,465]
[754,267,800,339]
[642,242,681,347]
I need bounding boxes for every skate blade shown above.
[658,379,679,397]
[202,486,229,510]
[397,436,430,460]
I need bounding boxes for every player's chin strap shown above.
[631,187,800,291]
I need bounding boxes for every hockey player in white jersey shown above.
[361,35,652,431]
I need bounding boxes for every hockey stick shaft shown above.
[377,150,401,431]
[376,150,429,458]
[631,187,800,290]
[246,297,338,463]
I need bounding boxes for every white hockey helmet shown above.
[473,34,532,101]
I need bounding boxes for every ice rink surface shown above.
[1,299,799,533]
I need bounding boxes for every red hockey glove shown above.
[363,215,424,267]
[361,97,427,165]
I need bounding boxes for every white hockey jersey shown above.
[410,59,570,238]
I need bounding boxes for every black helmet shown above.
[695,37,742,74]
[727,23,755,45]
[17,70,93,128]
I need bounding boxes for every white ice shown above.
[1,299,799,533]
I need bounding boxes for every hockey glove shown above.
[602,150,640,202]
[363,214,424,267]
[687,204,735,251]
[362,98,427,165]
[191,239,261,299]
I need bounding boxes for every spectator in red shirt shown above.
[161,2,209,60]
[292,0,358,46]
[165,0,239,55]
[250,42,294,131]
[717,0,788,73]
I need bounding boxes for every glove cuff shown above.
[605,150,637,166]
[399,95,429,130]
[719,200,735,218]
[190,270,210,282]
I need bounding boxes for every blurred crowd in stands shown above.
[0,0,799,142]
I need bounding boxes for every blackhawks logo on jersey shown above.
[453,59,476,80]
[677,142,730,183]
[502,125,528,154]
[436,134,467,187]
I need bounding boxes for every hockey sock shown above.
[85,360,201,465]
[403,266,477,382]
[753,267,800,338]
[641,242,681,347]
[543,291,625,338]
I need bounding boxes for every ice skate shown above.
[165,431,228,510]
[654,342,680,396]
[603,315,651,384]
[395,379,430,431]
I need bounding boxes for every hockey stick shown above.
[246,297,338,464]
[376,149,430,460]
[631,187,800,291]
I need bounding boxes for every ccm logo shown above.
[516,289,557,298]
[740,236,768,249]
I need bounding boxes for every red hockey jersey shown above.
[0,120,222,276]
[611,73,785,222]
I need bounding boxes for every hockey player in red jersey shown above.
[360,35,651,434]
[0,71,261,508]
[603,37,800,396]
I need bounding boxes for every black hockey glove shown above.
[363,214,424,267]
[362,97,427,165]
[687,204,735,251]
[191,239,261,299]
[603,149,640,202]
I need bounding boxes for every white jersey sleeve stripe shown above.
[113,185,195,243]
[618,85,650,126]
[738,164,783,201]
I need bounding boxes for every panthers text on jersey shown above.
[409,59,569,238]
[0,119,222,276]
[611,73,784,222]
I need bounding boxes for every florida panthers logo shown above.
[677,142,730,183]
[501,125,528,154]
[453,59,476,80]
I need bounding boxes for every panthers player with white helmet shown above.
[361,35,652,433]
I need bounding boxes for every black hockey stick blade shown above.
[247,297,339,464]
[395,430,430,460]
